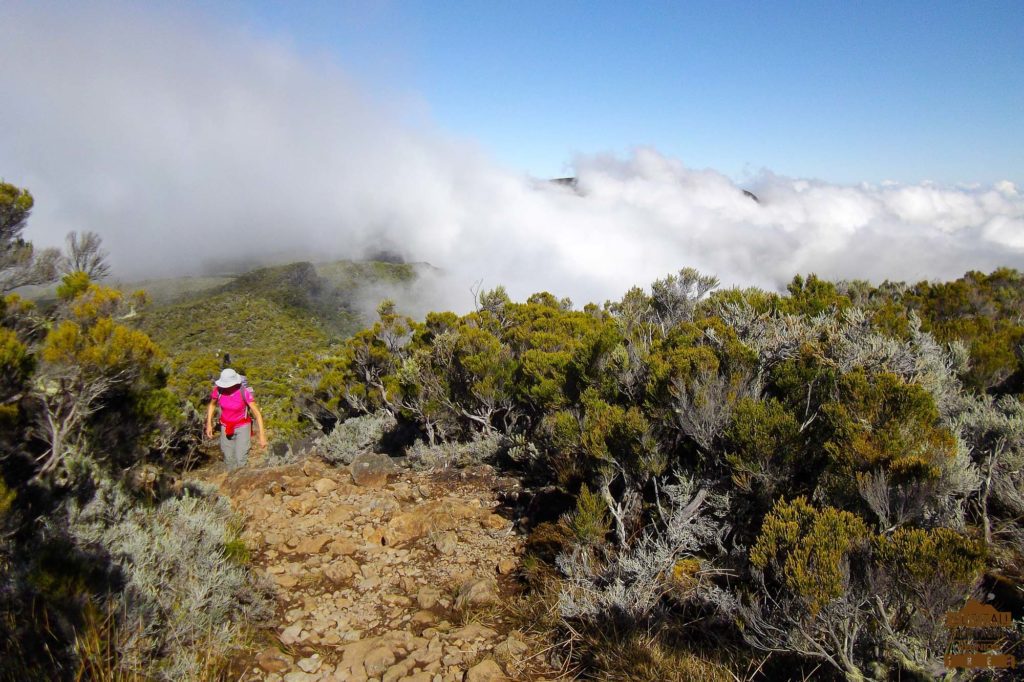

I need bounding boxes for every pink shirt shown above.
[211,386,254,425]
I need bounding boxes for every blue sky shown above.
[205,0,1023,185]
[2,0,1022,297]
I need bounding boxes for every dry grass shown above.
[73,597,266,682]
[488,561,764,682]
[571,622,741,682]
[74,603,134,682]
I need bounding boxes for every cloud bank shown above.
[1,2,1022,313]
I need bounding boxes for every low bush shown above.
[316,409,397,465]
[67,480,274,680]
[405,431,504,469]
[0,183,280,681]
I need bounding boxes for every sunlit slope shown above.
[137,259,426,439]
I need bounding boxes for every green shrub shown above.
[55,271,91,301]
[823,370,956,484]
[306,265,1022,680]
[749,496,870,617]
[567,485,611,546]
[724,396,803,500]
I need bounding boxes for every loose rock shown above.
[194,457,554,680]
[456,577,499,609]
[256,647,291,673]
[417,585,443,610]
[350,453,396,487]
[494,634,529,663]
[464,659,505,682]
[296,654,321,673]
[434,530,460,555]
[313,477,338,494]
[363,645,397,676]
[496,558,517,575]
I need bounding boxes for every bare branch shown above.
[62,230,111,280]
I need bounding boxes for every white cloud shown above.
[1,2,1022,314]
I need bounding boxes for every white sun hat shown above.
[215,368,243,388]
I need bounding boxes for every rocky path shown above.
[201,457,558,682]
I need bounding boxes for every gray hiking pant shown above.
[220,423,251,470]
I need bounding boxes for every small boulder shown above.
[350,453,395,487]
[313,477,338,494]
[338,636,383,671]
[382,661,409,682]
[286,495,317,515]
[297,654,322,673]
[326,504,356,524]
[323,556,358,583]
[328,537,358,555]
[362,525,390,546]
[464,658,506,682]
[453,623,498,641]
[362,645,397,677]
[494,634,529,663]
[256,647,291,673]
[434,530,459,555]
[479,512,508,529]
[411,609,437,624]
[279,622,305,645]
[386,498,481,543]
[456,577,499,609]
[296,534,331,554]
[417,585,443,610]
[274,573,298,588]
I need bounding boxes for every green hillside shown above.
[139,291,326,439]
[136,259,427,439]
[110,274,234,304]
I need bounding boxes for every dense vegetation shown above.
[0,182,271,681]
[309,269,1024,680]
[843,270,1024,394]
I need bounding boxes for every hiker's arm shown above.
[249,402,268,448]
[205,401,216,439]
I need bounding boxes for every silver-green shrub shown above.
[406,431,504,469]
[557,475,733,621]
[66,481,273,680]
[316,409,397,465]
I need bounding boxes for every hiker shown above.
[205,368,267,470]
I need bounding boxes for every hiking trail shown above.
[195,456,559,682]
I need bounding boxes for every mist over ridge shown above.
[2,1,1022,315]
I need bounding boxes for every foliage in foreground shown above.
[67,481,273,680]
[0,181,270,681]
[312,268,1024,680]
